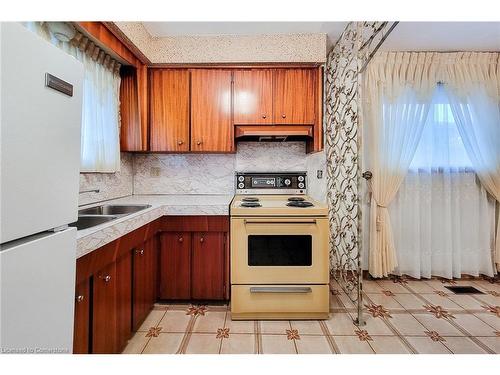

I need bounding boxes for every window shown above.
[24,22,121,173]
[79,53,121,172]
[409,84,472,171]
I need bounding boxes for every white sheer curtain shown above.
[390,85,496,278]
[364,53,434,277]
[364,51,499,278]
[23,22,121,172]
[80,53,121,172]
[443,53,500,271]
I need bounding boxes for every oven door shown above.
[230,217,329,284]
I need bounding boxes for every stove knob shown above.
[238,176,244,182]
[298,182,305,189]
[298,176,305,182]
[238,182,244,189]
[284,178,291,186]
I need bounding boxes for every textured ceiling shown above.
[381,22,500,51]
[142,22,348,48]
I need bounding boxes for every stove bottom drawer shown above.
[231,284,329,320]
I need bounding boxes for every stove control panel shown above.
[236,172,307,195]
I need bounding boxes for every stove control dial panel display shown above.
[235,172,307,194]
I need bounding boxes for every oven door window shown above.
[248,235,312,266]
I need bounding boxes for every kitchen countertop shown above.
[76,194,233,259]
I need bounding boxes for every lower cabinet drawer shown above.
[231,284,329,320]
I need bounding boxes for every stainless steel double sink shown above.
[70,204,151,230]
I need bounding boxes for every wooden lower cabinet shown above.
[159,232,192,299]
[133,236,158,330]
[73,219,161,354]
[93,261,117,354]
[73,279,90,354]
[73,216,228,353]
[159,216,229,301]
[192,232,225,300]
[116,251,133,353]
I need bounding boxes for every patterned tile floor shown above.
[123,277,500,354]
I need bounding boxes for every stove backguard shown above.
[236,172,307,195]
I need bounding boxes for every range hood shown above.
[234,125,313,142]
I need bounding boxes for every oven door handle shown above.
[249,287,312,294]
[243,219,317,225]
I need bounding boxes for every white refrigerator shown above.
[0,22,83,353]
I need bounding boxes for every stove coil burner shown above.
[242,197,260,202]
[288,197,305,202]
[241,202,262,208]
[286,201,313,208]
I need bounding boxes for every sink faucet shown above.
[79,188,100,194]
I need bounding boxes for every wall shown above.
[113,22,327,63]
[306,150,327,203]
[132,142,326,198]
[78,153,133,206]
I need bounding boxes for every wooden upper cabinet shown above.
[233,70,273,125]
[137,65,149,149]
[149,69,190,152]
[273,69,316,125]
[120,67,141,151]
[120,65,149,151]
[190,70,233,152]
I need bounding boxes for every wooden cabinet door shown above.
[150,69,190,152]
[273,69,316,125]
[146,236,159,311]
[120,66,148,151]
[133,236,158,330]
[159,232,191,299]
[115,251,132,352]
[73,279,90,354]
[133,244,147,330]
[233,69,273,125]
[93,262,117,354]
[191,70,233,152]
[191,232,225,300]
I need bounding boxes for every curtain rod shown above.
[359,22,399,74]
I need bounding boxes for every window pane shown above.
[409,85,472,171]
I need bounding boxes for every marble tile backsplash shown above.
[78,153,134,206]
[78,142,327,203]
[132,142,316,195]
[133,153,235,195]
[235,142,307,172]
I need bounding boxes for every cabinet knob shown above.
[196,140,202,146]
[76,295,84,303]
[178,236,183,243]
[178,140,184,145]
[101,275,111,283]
[200,237,204,243]
[135,249,144,255]
[262,114,267,119]
[281,114,286,119]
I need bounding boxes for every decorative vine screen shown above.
[324,22,397,324]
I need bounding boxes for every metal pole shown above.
[355,24,366,326]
